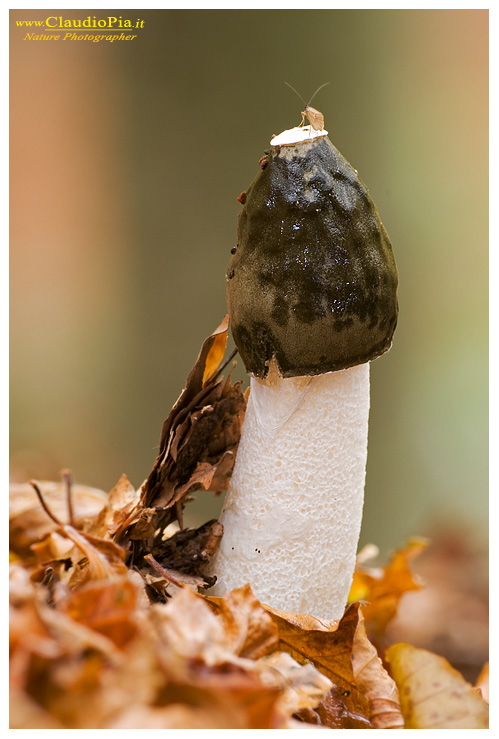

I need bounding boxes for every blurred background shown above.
[10,10,488,561]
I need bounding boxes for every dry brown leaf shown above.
[10,569,149,728]
[139,315,245,522]
[257,651,333,717]
[143,552,213,602]
[105,702,261,729]
[351,610,404,728]
[10,571,127,728]
[149,586,240,673]
[62,525,128,585]
[384,528,488,684]
[209,584,279,659]
[90,474,140,539]
[475,661,489,703]
[202,316,229,383]
[61,577,139,648]
[386,642,489,728]
[30,530,74,563]
[14,480,129,591]
[264,601,371,728]
[9,561,37,606]
[16,593,124,664]
[146,587,329,728]
[10,480,107,558]
[159,461,216,509]
[10,691,65,729]
[137,520,222,597]
[349,537,428,638]
[88,321,246,595]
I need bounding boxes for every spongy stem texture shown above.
[207,363,370,619]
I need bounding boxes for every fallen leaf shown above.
[61,577,138,648]
[89,474,140,539]
[105,702,263,729]
[385,642,489,728]
[10,691,65,729]
[475,661,489,703]
[384,527,488,684]
[30,531,74,563]
[211,584,279,659]
[147,587,329,728]
[10,480,107,558]
[351,610,404,728]
[257,651,333,716]
[264,601,371,728]
[349,537,428,638]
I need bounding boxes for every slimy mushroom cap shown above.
[227,133,398,379]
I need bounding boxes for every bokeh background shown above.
[10,10,488,559]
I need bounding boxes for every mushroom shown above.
[208,118,398,620]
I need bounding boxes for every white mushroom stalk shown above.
[210,360,369,619]
[207,120,398,620]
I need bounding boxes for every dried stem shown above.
[28,479,63,526]
[61,468,74,526]
[209,347,238,385]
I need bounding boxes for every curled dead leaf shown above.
[61,577,139,648]
[352,610,404,728]
[148,586,331,728]
[475,661,489,703]
[10,480,107,558]
[90,474,139,539]
[208,584,279,659]
[139,316,245,523]
[386,642,489,729]
[257,651,333,717]
[349,537,428,638]
[264,601,371,728]
[10,691,65,729]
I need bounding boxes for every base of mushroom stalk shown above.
[206,361,370,620]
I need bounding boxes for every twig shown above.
[61,469,74,526]
[28,480,63,526]
[144,553,185,588]
[209,347,238,385]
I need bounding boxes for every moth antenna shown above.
[284,81,307,107]
[307,82,330,107]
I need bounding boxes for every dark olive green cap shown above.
[227,135,398,379]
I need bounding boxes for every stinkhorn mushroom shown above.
[208,116,398,620]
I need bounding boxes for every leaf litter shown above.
[9,318,489,729]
